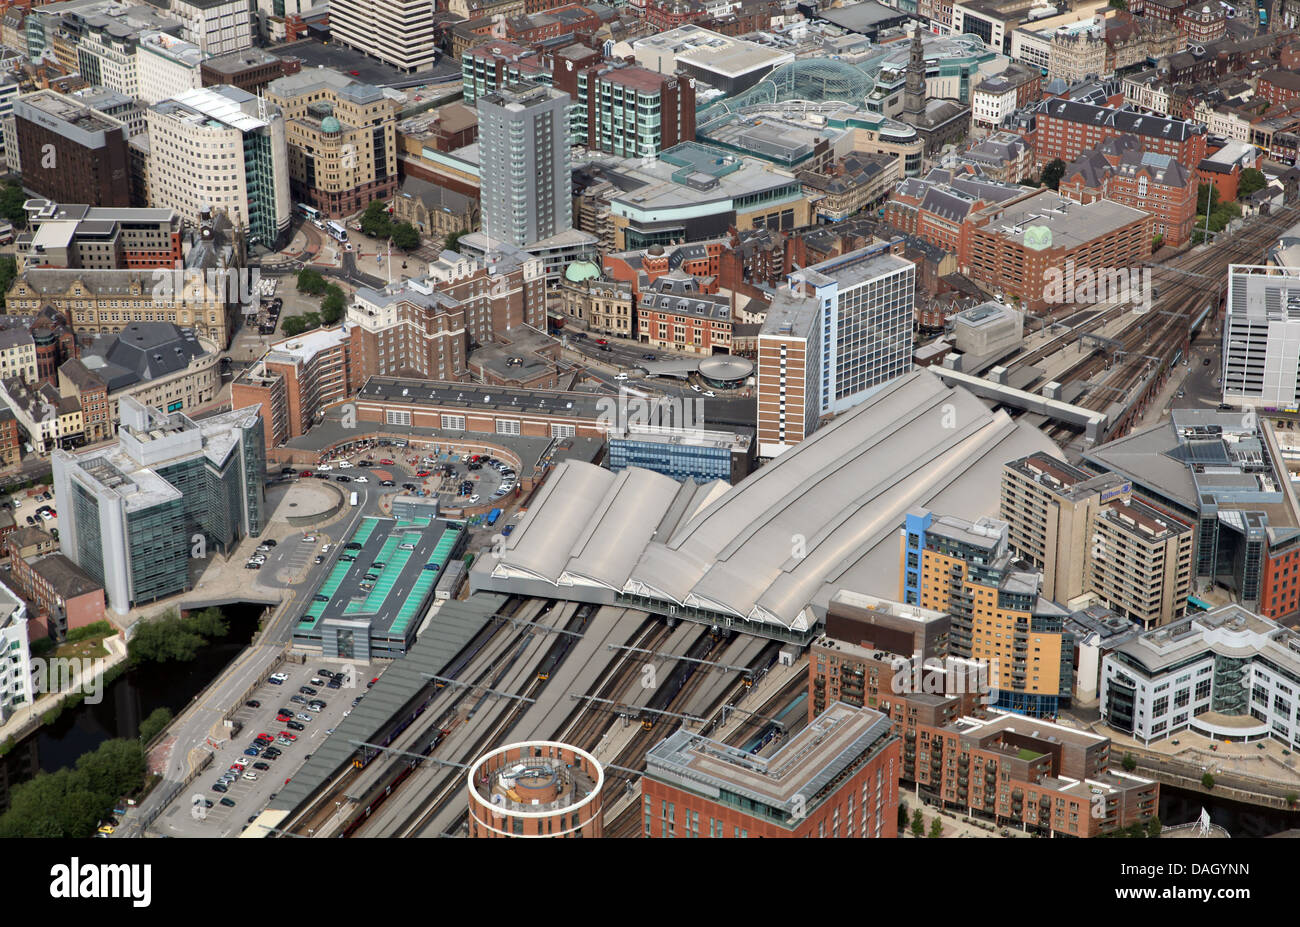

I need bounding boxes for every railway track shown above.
[1006,209,1300,416]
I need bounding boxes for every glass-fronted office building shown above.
[53,398,264,614]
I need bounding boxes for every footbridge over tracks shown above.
[931,367,1107,445]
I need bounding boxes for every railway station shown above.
[291,513,469,658]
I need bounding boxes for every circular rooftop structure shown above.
[467,741,604,838]
[698,355,754,386]
[564,260,601,283]
[320,115,341,134]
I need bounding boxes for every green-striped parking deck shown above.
[390,526,464,635]
[351,517,380,546]
[344,533,419,615]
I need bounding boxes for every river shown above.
[0,603,263,812]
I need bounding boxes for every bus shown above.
[326,220,348,242]
[297,203,320,221]
[350,491,359,507]
[486,508,503,527]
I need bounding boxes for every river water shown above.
[0,604,262,812]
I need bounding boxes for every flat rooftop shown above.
[976,190,1148,251]
[633,24,794,78]
[356,376,608,420]
[645,702,895,821]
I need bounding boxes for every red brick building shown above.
[635,270,733,355]
[904,711,1159,837]
[1179,2,1226,43]
[959,188,1152,311]
[642,702,900,838]
[1032,99,1208,173]
[0,408,19,469]
[3,547,107,642]
[1058,135,1199,246]
[1257,69,1300,108]
[644,0,708,31]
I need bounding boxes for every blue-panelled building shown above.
[607,424,754,484]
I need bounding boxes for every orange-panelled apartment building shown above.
[642,702,899,838]
[901,507,1073,718]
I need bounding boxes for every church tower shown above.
[903,26,926,116]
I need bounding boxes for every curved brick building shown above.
[466,741,604,837]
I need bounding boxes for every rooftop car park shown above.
[291,514,468,658]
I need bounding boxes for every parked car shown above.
[245,700,261,709]
[299,686,317,695]
[219,797,236,807]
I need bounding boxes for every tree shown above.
[360,200,393,240]
[1151,232,1164,251]
[1122,752,1137,772]
[0,182,27,229]
[1238,168,1267,198]
[910,808,925,837]
[1286,792,1298,808]
[1197,182,1221,213]
[0,739,145,837]
[280,312,321,337]
[898,800,909,830]
[139,707,174,744]
[320,284,346,324]
[1041,158,1066,191]
[1147,815,1162,838]
[929,816,943,838]
[444,230,467,253]
[1202,771,1216,790]
[0,254,15,311]
[1108,0,1127,9]
[391,221,420,252]
[296,268,328,296]
[127,609,227,667]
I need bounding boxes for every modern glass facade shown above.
[608,438,731,483]
[126,497,190,604]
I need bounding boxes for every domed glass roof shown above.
[321,116,341,134]
[564,260,600,283]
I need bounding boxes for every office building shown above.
[147,85,291,246]
[0,582,33,723]
[642,702,900,838]
[1088,496,1195,630]
[4,264,240,350]
[52,397,265,614]
[200,47,299,93]
[232,326,352,451]
[467,741,603,838]
[265,69,399,218]
[329,0,437,72]
[901,507,1074,717]
[1223,265,1300,410]
[12,89,131,208]
[790,242,916,416]
[0,377,83,453]
[634,270,732,355]
[478,82,571,248]
[1102,603,1300,749]
[171,0,252,55]
[1082,409,1300,620]
[16,199,183,271]
[3,540,106,643]
[607,423,753,484]
[908,710,1159,836]
[137,32,205,106]
[57,322,221,439]
[1030,99,1208,173]
[1058,137,1199,247]
[0,407,20,468]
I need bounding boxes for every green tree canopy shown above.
[320,284,346,324]
[360,200,394,239]
[444,230,467,253]
[0,254,16,311]
[0,182,28,229]
[1238,168,1267,198]
[139,707,174,744]
[127,608,228,667]
[281,312,322,337]
[1041,158,1067,191]
[296,267,328,296]
[391,221,420,252]
[0,739,145,838]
